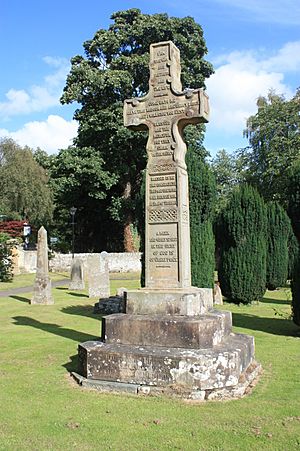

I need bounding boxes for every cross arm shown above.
[123,97,149,131]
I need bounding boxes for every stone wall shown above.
[13,247,141,274]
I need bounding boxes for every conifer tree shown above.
[186,148,216,288]
[291,247,300,326]
[266,202,290,290]
[218,184,267,304]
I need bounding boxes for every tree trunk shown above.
[123,181,135,252]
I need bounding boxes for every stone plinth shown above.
[126,288,213,315]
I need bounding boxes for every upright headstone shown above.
[69,258,85,290]
[213,282,223,305]
[31,226,54,305]
[76,41,259,400]
[87,253,110,298]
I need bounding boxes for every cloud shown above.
[0,115,78,154]
[0,57,70,119]
[205,41,298,138]
[213,0,300,25]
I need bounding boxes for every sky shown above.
[0,0,299,157]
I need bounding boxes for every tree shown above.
[291,249,300,326]
[211,149,244,212]
[0,138,53,227]
[287,159,300,242]
[266,202,290,290]
[241,89,300,202]
[186,147,216,288]
[0,232,13,282]
[218,185,267,304]
[60,8,213,251]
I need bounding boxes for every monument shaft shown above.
[124,41,209,289]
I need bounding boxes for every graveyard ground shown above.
[0,275,299,450]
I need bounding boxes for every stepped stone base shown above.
[77,333,257,398]
[72,360,260,400]
[102,310,232,348]
[74,288,259,400]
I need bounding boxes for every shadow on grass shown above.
[67,292,89,298]
[63,353,79,373]
[12,316,98,343]
[232,312,300,337]
[260,297,291,306]
[61,304,101,320]
[10,295,30,303]
[55,287,69,291]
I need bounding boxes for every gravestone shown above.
[31,226,54,305]
[87,253,110,298]
[75,41,259,400]
[213,282,223,305]
[69,258,85,290]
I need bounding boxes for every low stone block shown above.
[94,296,125,315]
[78,333,254,391]
[102,310,232,348]
[126,288,213,316]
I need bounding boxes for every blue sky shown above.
[0,0,299,156]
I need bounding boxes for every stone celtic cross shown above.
[124,41,209,289]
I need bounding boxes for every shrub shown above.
[218,184,267,304]
[291,247,300,326]
[186,149,216,288]
[288,229,299,280]
[266,202,290,290]
[0,232,13,282]
[0,220,26,238]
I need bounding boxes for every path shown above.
[0,279,69,298]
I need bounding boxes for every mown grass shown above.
[0,275,299,450]
[0,272,68,290]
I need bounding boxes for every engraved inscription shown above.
[149,174,177,206]
[149,223,178,280]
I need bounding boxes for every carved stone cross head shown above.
[124,41,209,172]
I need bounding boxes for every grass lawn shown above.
[0,275,299,450]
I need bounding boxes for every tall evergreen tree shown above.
[218,185,267,304]
[186,148,216,288]
[266,202,290,290]
[287,160,300,242]
[291,247,300,326]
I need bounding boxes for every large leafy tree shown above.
[60,8,213,251]
[0,138,53,226]
[241,89,300,202]
[211,148,244,212]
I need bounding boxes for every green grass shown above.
[0,276,300,451]
[0,272,68,290]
